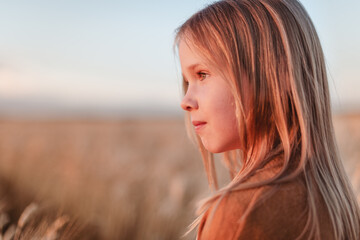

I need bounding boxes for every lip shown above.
[192,121,207,132]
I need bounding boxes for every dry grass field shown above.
[0,113,358,239]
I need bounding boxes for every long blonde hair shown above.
[174,0,360,239]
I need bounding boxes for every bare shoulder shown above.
[197,174,308,240]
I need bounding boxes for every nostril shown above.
[181,94,197,111]
[181,103,191,111]
[181,102,191,111]
[180,98,189,111]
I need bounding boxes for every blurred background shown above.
[0,0,359,239]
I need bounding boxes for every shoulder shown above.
[197,170,308,240]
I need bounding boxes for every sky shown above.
[0,0,359,116]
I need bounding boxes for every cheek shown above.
[209,94,240,151]
[215,92,237,127]
[202,115,240,153]
[219,105,238,138]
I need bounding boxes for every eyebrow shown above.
[186,63,203,71]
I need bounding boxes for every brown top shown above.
[197,161,334,240]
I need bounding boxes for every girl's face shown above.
[179,40,242,153]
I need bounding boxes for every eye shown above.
[197,71,208,81]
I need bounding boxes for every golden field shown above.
[0,113,358,239]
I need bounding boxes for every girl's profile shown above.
[174,0,360,239]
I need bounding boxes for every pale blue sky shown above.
[0,0,359,116]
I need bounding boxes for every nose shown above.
[180,92,198,111]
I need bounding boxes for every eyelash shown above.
[197,71,208,81]
[184,71,208,86]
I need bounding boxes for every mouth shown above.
[192,121,207,132]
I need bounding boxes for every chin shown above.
[203,141,240,154]
[203,144,228,154]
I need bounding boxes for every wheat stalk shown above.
[3,224,15,240]
[13,202,38,240]
[43,215,70,240]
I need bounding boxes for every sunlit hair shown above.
[174,0,360,239]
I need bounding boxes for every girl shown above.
[174,0,360,239]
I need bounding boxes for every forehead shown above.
[178,39,207,69]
